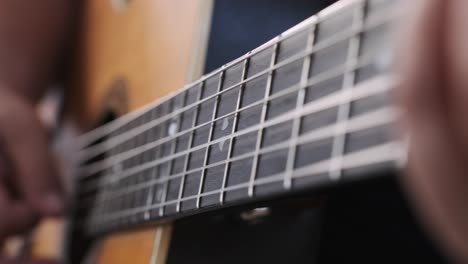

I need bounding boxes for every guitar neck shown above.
[76,0,403,236]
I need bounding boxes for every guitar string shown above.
[79,48,391,181]
[80,79,394,202]
[80,106,396,207]
[84,140,400,229]
[79,75,395,194]
[77,7,396,164]
[86,141,402,230]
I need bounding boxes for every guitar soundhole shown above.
[99,77,129,121]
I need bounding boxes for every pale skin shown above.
[397,0,468,262]
[0,0,467,263]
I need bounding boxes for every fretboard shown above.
[75,0,403,236]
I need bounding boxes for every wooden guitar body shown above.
[38,1,212,263]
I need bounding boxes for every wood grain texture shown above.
[30,219,64,259]
[67,0,212,128]
[97,228,156,264]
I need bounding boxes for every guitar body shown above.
[30,0,213,263]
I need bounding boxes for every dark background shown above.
[167,1,447,263]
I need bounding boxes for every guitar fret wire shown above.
[77,11,396,163]
[77,42,323,160]
[80,26,395,181]
[140,110,155,220]
[91,141,401,227]
[329,1,365,181]
[77,0,370,148]
[175,82,203,213]
[80,53,354,179]
[143,110,165,220]
[130,109,154,221]
[122,114,146,220]
[284,24,316,190]
[88,106,396,206]
[114,123,143,218]
[80,75,395,195]
[157,99,183,217]
[247,43,278,197]
[78,43,309,160]
[95,131,122,219]
[80,58,344,177]
[143,117,159,219]
[195,70,224,208]
[219,59,249,204]
[92,141,400,227]
[81,79,393,201]
[80,36,394,181]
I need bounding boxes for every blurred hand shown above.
[0,87,63,263]
[398,0,468,261]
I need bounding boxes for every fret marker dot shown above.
[221,118,229,130]
[219,139,227,151]
[156,188,164,201]
[168,121,178,136]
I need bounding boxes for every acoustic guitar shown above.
[13,0,405,263]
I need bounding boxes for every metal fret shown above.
[248,43,278,197]
[329,2,366,180]
[143,109,165,220]
[283,25,317,190]
[94,137,398,226]
[97,131,123,223]
[90,140,399,228]
[220,59,249,204]
[84,93,399,230]
[89,78,394,205]
[94,131,128,228]
[80,64,391,196]
[196,72,224,208]
[129,112,152,222]
[158,103,183,217]
[121,122,139,216]
[176,83,203,212]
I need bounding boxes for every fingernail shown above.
[43,192,64,215]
